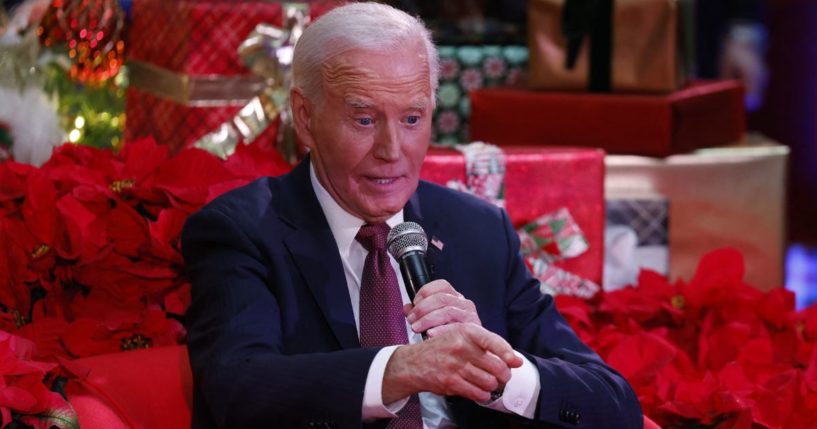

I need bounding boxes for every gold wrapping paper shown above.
[605,135,788,291]
[529,0,685,92]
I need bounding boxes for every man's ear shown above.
[291,87,316,150]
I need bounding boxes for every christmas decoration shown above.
[421,143,606,285]
[194,4,308,160]
[0,137,291,361]
[0,0,64,166]
[38,0,126,86]
[43,62,126,150]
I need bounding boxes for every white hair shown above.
[292,2,439,102]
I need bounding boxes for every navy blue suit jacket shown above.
[182,159,642,429]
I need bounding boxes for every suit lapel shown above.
[279,159,360,350]
[276,166,444,349]
[404,185,445,280]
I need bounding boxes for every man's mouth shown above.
[371,177,397,185]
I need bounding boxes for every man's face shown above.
[293,40,433,224]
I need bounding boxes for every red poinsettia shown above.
[0,137,290,362]
[0,333,77,429]
[575,248,817,428]
[6,136,817,429]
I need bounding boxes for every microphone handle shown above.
[398,250,431,341]
[398,250,430,302]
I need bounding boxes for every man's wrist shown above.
[478,351,540,419]
[362,345,404,420]
[382,344,420,404]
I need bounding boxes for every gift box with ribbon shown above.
[469,80,745,157]
[433,45,528,143]
[421,143,604,296]
[605,135,788,291]
[604,195,670,290]
[528,0,692,93]
[125,1,334,158]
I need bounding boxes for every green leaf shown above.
[18,403,80,429]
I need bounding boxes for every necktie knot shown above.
[355,223,390,252]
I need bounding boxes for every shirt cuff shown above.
[362,345,409,421]
[479,351,540,419]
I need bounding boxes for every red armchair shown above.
[65,345,661,429]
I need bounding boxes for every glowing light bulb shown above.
[74,116,86,129]
[68,129,81,143]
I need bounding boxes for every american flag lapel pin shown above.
[430,236,444,251]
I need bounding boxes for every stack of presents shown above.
[125,0,788,293]
[105,0,786,426]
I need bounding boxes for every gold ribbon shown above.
[127,61,269,107]
[194,3,308,160]
[127,3,309,160]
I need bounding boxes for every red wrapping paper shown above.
[125,88,281,153]
[421,146,604,284]
[128,0,338,75]
[469,80,745,157]
[125,0,336,152]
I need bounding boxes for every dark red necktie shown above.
[356,223,423,429]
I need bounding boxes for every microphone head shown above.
[387,221,428,260]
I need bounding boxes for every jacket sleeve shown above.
[498,209,644,429]
[182,207,378,428]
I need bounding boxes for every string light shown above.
[68,129,81,143]
[38,0,126,86]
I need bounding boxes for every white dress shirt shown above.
[309,165,540,428]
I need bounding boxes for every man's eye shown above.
[406,115,420,125]
[357,118,373,126]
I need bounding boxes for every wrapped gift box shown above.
[604,195,669,290]
[128,0,285,76]
[433,45,528,143]
[469,80,745,157]
[125,0,334,153]
[528,0,690,93]
[605,136,788,291]
[421,145,604,285]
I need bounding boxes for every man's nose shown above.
[373,121,400,162]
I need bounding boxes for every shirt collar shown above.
[309,162,403,258]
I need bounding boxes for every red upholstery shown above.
[64,345,192,429]
[63,344,661,429]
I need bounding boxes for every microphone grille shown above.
[387,221,428,259]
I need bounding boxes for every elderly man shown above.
[182,3,641,428]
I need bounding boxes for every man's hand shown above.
[404,280,481,336]
[382,323,524,404]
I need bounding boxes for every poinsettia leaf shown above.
[17,401,79,429]
[118,137,169,182]
[21,171,58,247]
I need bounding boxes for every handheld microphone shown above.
[387,222,505,400]
[386,221,430,302]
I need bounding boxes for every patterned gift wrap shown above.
[422,143,605,287]
[606,198,669,246]
[125,0,335,153]
[604,197,670,290]
[433,45,528,144]
[605,136,788,291]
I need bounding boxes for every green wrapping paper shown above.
[433,45,528,143]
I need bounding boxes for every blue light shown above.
[786,244,817,310]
